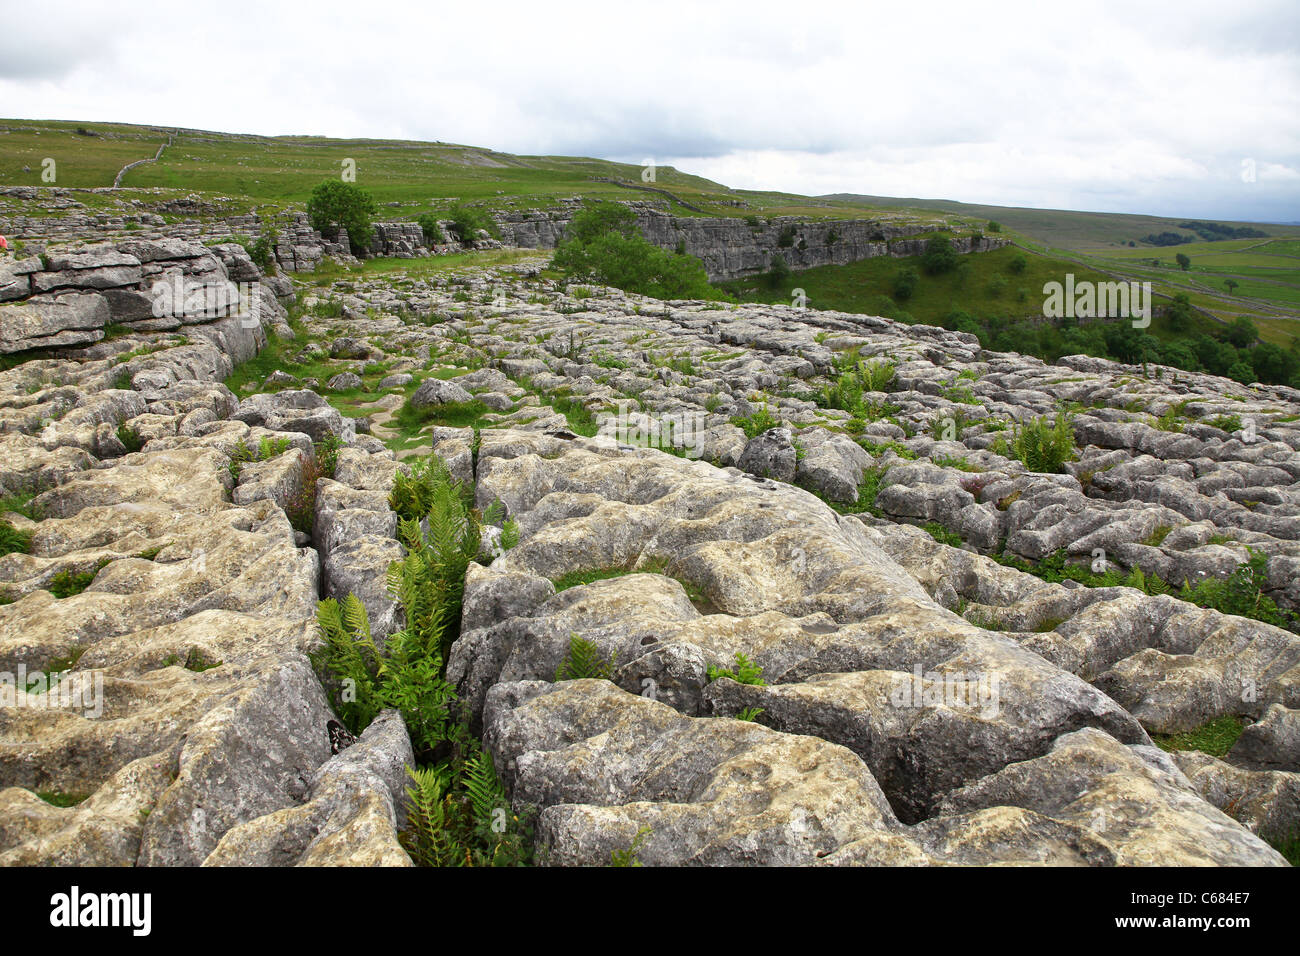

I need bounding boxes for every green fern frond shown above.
[706,652,767,686]
[463,747,507,829]
[555,634,614,681]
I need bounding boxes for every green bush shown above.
[243,228,278,274]
[893,267,918,301]
[820,356,897,419]
[307,181,378,253]
[315,453,531,865]
[552,228,718,300]
[921,236,958,275]
[446,204,500,244]
[766,253,792,290]
[417,214,445,246]
[565,201,638,244]
[995,411,1076,473]
[401,750,531,867]
[707,653,766,686]
[730,402,782,439]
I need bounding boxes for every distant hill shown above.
[821,193,1300,252]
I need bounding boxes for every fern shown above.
[610,827,652,867]
[401,766,458,867]
[735,706,765,722]
[314,595,384,736]
[555,634,614,681]
[319,451,539,864]
[707,652,766,686]
[464,747,506,830]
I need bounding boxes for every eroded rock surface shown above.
[1,231,1297,867]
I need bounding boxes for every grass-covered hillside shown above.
[0,119,886,223]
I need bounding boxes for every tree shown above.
[1224,278,1239,294]
[1222,316,1258,349]
[893,267,918,301]
[446,204,499,244]
[417,214,445,246]
[1007,253,1028,275]
[1164,293,1193,333]
[307,181,378,254]
[987,220,1001,233]
[921,236,958,275]
[1226,360,1256,385]
[1175,252,1191,271]
[1250,341,1297,385]
[565,201,637,244]
[766,253,792,290]
[552,228,718,301]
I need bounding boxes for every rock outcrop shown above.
[0,226,1295,868]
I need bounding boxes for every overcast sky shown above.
[3,0,1297,221]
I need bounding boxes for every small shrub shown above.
[707,652,766,686]
[116,423,145,453]
[730,402,782,439]
[416,213,445,246]
[48,559,111,599]
[610,827,652,867]
[995,411,1076,474]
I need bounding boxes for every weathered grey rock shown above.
[1230,704,1300,771]
[0,292,108,353]
[231,389,355,443]
[937,728,1288,866]
[737,427,797,482]
[138,657,336,866]
[202,709,414,866]
[325,372,363,391]
[409,377,474,409]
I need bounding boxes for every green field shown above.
[718,244,1214,344]
[0,118,896,224]
[825,192,1300,252]
[0,120,171,188]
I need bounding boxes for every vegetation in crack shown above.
[314,453,531,865]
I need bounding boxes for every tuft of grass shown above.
[36,791,91,808]
[730,402,782,439]
[116,423,145,453]
[1142,524,1173,548]
[48,559,111,599]
[1206,414,1243,434]
[0,522,33,557]
[922,522,963,547]
[1152,715,1245,758]
[162,647,224,672]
